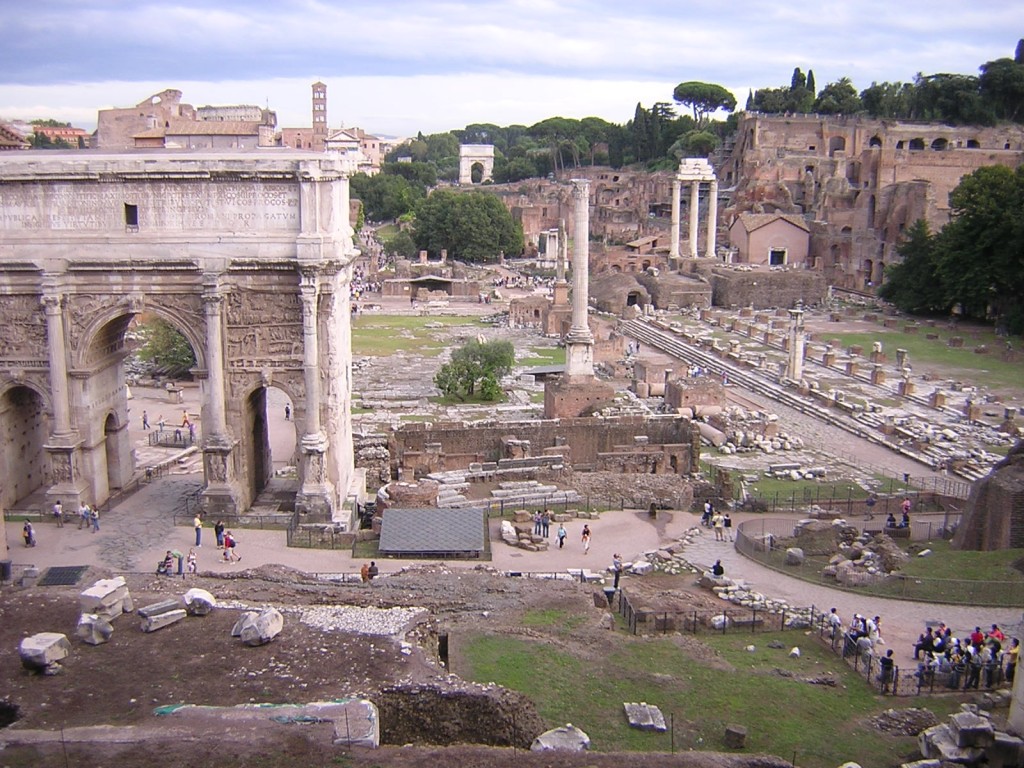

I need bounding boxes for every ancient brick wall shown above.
[390,416,700,476]
[711,269,827,309]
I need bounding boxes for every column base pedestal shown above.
[543,374,615,419]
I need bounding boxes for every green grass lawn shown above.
[824,330,1023,390]
[519,346,566,367]
[352,315,485,356]
[460,629,962,766]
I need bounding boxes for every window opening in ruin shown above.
[124,204,139,231]
[808,145,816,151]
[612,176,619,182]
[896,140,905,150]
[931,138,948,151]
[909,138,925,150]
[769,248,786,266]
[869,136,882,148]
[829,137,846,156]
[1005,142,1011,150]
[867,196,876,229]
[626,291,641,307]
[805,165,814,175]
[967,139,980,148]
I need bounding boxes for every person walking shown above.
[90,506,100,533]
[52,499,64,528]
[581,524,591,555]
[193,514,203,547]
[556,523,567,549]
[284,404,291,421]
[223,531,241,562]
[723,512,733,541]
[711,511,725,541]
[214,520,225,549]
[23,521,36,547]
[541,509,551,537]
[142,410,149,430]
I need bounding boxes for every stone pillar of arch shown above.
[295,270,334,518]
[200,285,241,516]
[42,290,85,511]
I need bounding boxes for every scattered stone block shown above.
[330,699,381,748]
[19,633,71,672]
[624,702,667,732]
[183,588,217,616]
[531,723,591,752]
[231,611,259,637]
[949,710,995,748]
[724,723,747,748]
[138,598,183,618]
[141,608,187,633]
[238,607,284,646]
[76,613,114,645]
[784,547,805,566]
[79,577,133,620]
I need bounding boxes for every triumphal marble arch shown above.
[0,151,358,524]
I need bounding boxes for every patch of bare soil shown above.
[0,564,787,768]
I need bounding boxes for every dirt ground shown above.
[0,563,788,768]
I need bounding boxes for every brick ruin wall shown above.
[711,269,827,310]
[389,415,700,477]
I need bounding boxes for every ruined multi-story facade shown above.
[722,113,1024,290]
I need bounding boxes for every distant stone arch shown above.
[458,145,494,185]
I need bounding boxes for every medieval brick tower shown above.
[312,82,327,151]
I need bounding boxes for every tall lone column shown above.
[669,179,681,262]
[565,179,594,377]
[688,180,700,258]
[704,179,719,259]
[786,306,806,382]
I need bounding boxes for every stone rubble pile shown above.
[233,607,284,646]
[821,530,910,586]
[294,604,426,637]
[912,702,1023,767]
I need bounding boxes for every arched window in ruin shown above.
[863,258,874,287]
[896,140,905,150]
[931,138,949,151]
[830,244,841,266]
[869,136,882,148]
[828,136,846,156]
[805,165,815,175]
[966,139,980,149]
[909,138,925,150]
[867,195,876,229]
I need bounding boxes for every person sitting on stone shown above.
[711,560,724,577]
[914,627,935,660]
[885,512,897,528]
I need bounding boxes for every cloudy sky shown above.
[0,0,1020,138]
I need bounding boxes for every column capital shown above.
[570,178,590,200]
[202,292,225,311]
[41,294,63,314]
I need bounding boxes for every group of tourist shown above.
[359,561,379,582]
[912,622,1019,689]
[700,500,733,541]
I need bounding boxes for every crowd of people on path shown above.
[911,622,1019,690]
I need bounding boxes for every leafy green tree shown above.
[350,172,423,222]
[433,339,514,401]
[137,318,197,378]
[382,229,418,259]
[813,77,862,114]
[384,161,437,188]
[672,81,737,125]
[670,130,719,158]
[878,220,947,314]
[979,57,1024,122]
[934,165,1024,331]
[806,70,816,97]
[413,190,523,262]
